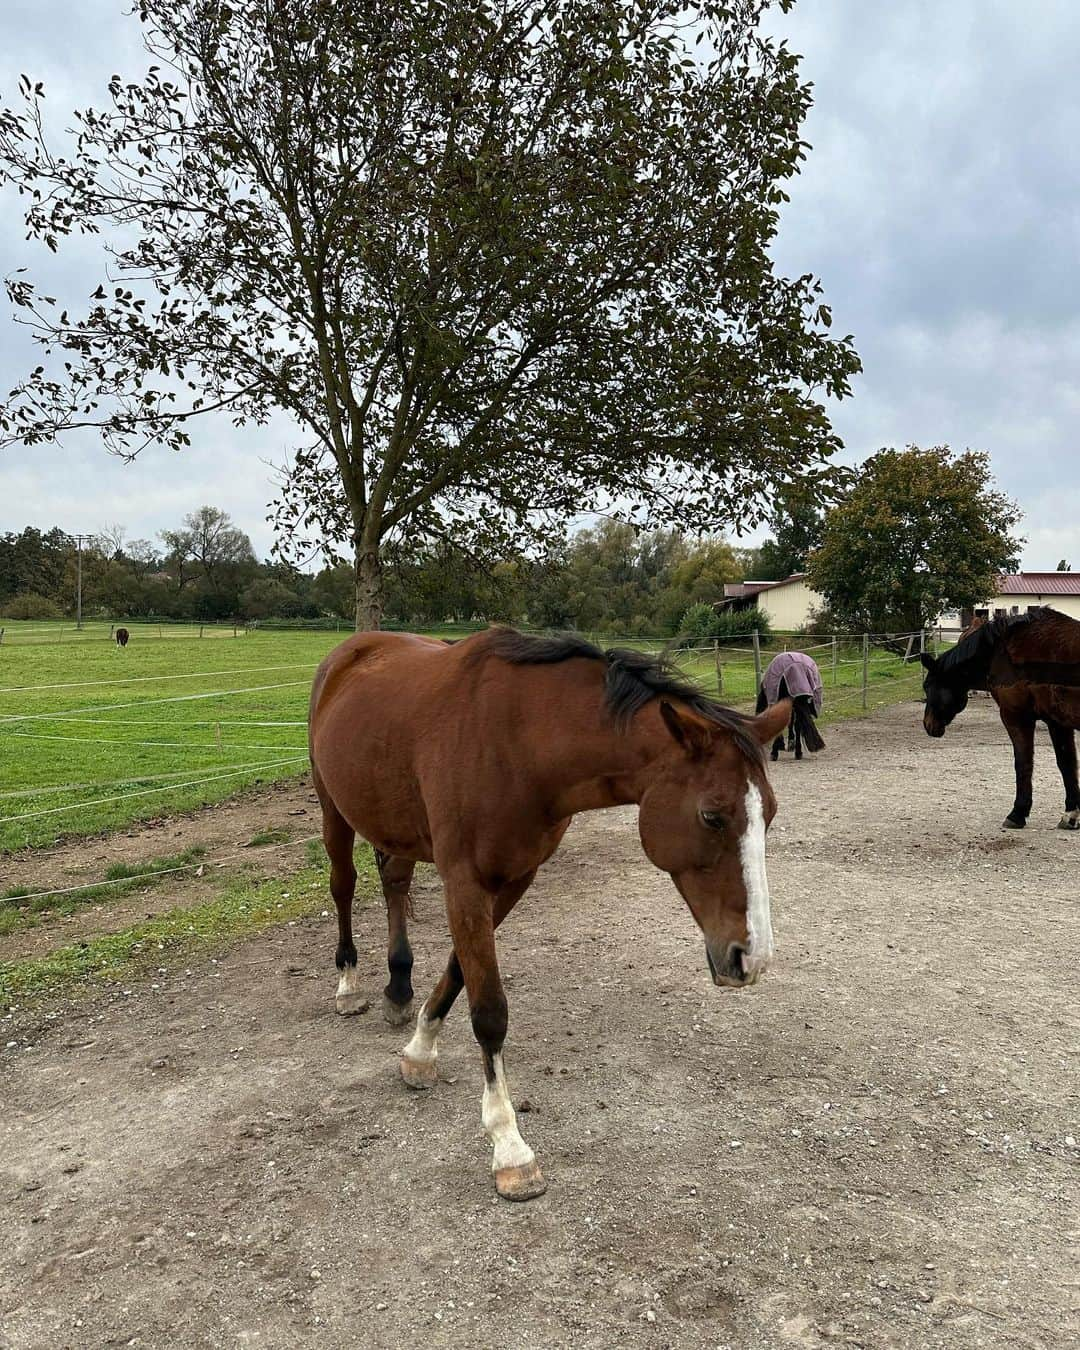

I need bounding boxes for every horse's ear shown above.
[919,652,937,672]
[659,700,713,758]
[751,698,792,747]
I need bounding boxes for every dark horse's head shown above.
[919,651,968,737]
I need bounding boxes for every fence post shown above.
[831,634,838,686]
[199,625,204,639]
[713,638,723,694]
[862,633,869,709]
[752,630,762,698]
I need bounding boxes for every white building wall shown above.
[755,579,826,631]
[987,592,1080,622]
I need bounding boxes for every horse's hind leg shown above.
[377,851,417,1026]
[1046,718,1080,829]
[317,792,365,1014]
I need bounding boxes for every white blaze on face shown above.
[739,781,773,976]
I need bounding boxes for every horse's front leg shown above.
[1002,711,1036,829]
[1046,718,1080,830]
[412,873,544,1201]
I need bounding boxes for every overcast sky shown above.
[1,0,1078,567]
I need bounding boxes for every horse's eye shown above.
[700,809,726,831]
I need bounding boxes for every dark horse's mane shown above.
[470,628,764,762]
[935,606,1056,683]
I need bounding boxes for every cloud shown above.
[768,0,1080,566]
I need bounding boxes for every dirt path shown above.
[1,700,1077,1349]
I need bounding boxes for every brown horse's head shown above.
[636,698,791,989]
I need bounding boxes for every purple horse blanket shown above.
[763,650,823,714]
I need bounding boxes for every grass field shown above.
[0,624,931,853]
[0,628,337,851]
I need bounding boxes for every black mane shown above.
[470,628,763,762]
[935,607,1056,682]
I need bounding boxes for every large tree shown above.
[807,446,1023,634]
[0,0,859,628]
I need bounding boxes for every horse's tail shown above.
[755,684,767,715]
[793,697,825,752]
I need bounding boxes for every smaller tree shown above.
[1057,559,1072,572]
[755,487,826,580]
[808,446,1023,634]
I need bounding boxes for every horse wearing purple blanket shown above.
[756,650,826,761]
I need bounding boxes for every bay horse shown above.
[309,628,792,1201]
[920,607,1080,830]
[755,650,826,761]
[114,627,129,648]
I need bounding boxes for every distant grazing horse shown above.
[309,628,792,1200]
[920,607,1080,830]
[755,650,826,760]
[114,627,129,648]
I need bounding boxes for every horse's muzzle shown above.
[923,714,946,738]
[706,942,766,988]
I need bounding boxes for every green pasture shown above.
[0,624,930,854]
[0,628,338,851]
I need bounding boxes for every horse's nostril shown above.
[729,944,748,977]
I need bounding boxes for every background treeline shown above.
[0,511,773,637]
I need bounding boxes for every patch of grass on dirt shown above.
[0,846,209,936]
[0,845,378,1005]
[247,827,290,847]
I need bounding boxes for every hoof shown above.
[494,1160,547,1202]
[335,992,370,1016]
[770,750,779,762]
[1002,816,1026,830]
[1058,812,1080,831]
[383,994,414,1028]
[399,1055,438,1090]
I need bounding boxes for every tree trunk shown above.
[354,543,384,631]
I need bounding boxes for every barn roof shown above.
[722,572,808,599]
[996,572,1080,596]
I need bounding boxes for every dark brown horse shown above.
[309,629,792,1200]
[114,627,129,647]
[920,607,1080,830]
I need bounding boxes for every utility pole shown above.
[69,533,89,630]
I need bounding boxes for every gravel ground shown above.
[0,697,1077,1349]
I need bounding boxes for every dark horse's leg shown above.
[376,850,417,1026]
[316,786,365,1014]
[793,700,803,760]
[1046,717,1080,830]
[759,679,784,760]
[1000,708,1036,829]
[400,871,544,1201]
